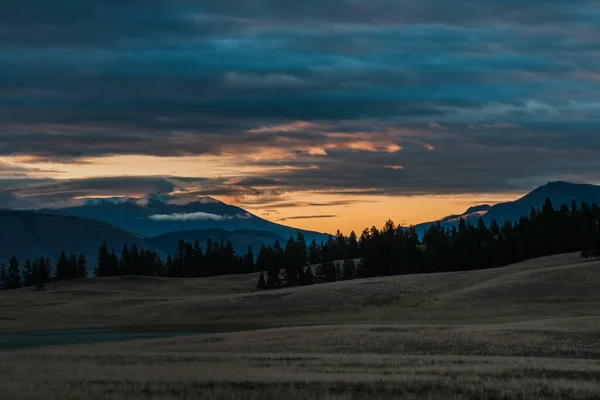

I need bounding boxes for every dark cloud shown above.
[1,0,600,202]
[0,176,181,209]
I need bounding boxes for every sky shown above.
[1,0,600,233]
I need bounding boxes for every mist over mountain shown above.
[414,181,600,237]
[38,196,328,244]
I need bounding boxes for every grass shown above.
[2,252,600,399]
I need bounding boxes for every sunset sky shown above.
[2,0,600,233]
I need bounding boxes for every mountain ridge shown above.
[37,197,328,244]
[414,181,600,236]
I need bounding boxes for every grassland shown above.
[2,252,600,399]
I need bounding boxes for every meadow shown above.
[1,252,600,399]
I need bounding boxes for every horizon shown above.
[6,179,600,235]
[3,1,600,233]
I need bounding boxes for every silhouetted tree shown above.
[0,262,7,290]
[7,256,21,290]
[22,258,34,287]
[257,272,266,289]
[342,259,355,280]
[77,255,88,278]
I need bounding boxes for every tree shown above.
[243,246,254,274]
[257,272,266,289]
[283,237,301,287]
[54,252,70,281]
[0,262,7,290]
[22,258,34,287]
[265,267,281,289]
[342,259,355,280]
[348,231,359,258]
[96,241,110,277]
[34,259,46,291]
[7,256,21,290]
[308,239,320,265]
[302,266,314,285]
[68,253,78,279]
[77,255,88,278]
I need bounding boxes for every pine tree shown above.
[266,268,281,289]
[0,262,7,290]
[283,237,300,287]
[302,265,314,285]
[296,232,308,266]
[43,257,52,282]
[308,239,320,265]
[192,239,204,277]
[165,254,175,277]
[257,272,266,289]
[22,258,34,287]
[34,259,46,291]
[96,241,110,277]
[342,259,355,280]
[120,244,131,275]
[77,254,88,278]
[348,231,359,258]
[7,256,21,290]
[55,251,69,281]
[243,246,254,274]
[68,253,78,279]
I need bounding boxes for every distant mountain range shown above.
[3,181,600,274]
[0,211,162,274]
[38,196,326,243]
[0,197,327,274]
[414,181,600,237]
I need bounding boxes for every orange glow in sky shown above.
[5,154,525,234]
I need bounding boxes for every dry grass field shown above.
[2,252,600,399]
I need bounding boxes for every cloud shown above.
[279,214,338,221]
[148,212,252,221]
[0,0,600,202]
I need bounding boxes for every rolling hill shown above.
[1,252,597,332]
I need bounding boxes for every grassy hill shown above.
[3,253,600,399]
[1,252,598,332]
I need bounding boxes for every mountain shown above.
[415,181,600,237]
[0,211,162,275]
[38,196,328,243]
[146,229,287,257]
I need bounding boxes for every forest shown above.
[1,198,599,291]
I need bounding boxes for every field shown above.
[2,253,600,399]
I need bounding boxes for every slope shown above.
[0,211,163,275]
[1,252,598,332]
[415,181,600,236]
[38,196,329,242]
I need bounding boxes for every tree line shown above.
[0,252,87,291]
[257,198,600,289]
[2,198,599,292]
[94,238,255,278]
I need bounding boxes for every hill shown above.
[0,211,162,275]
[3,252,600,400]
[1,252,598,332]
[146,229,286,256]
[38,196,328,243]
[415,181,600,236]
